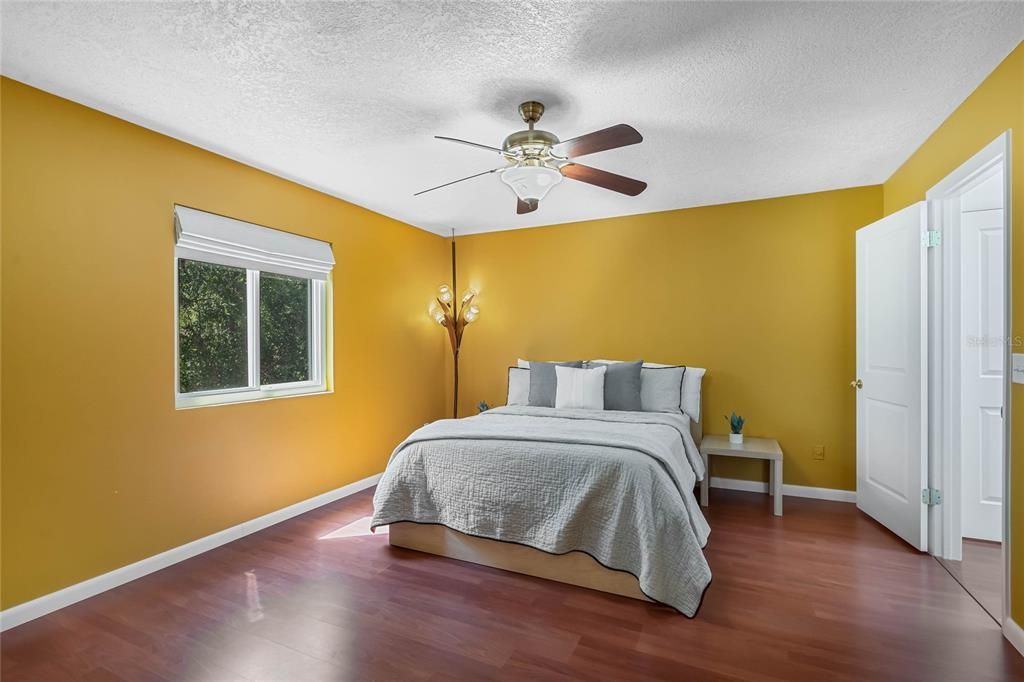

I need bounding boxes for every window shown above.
[173,206,333,408]
[178,259,249,394]
[259,272,312,386]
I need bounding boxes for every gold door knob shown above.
[850,379,863,389]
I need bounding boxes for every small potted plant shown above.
[726,412,745,444]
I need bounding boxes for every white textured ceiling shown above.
[2,2,1022,235]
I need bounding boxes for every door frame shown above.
[925,130,1011,624]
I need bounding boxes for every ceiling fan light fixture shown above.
[500,164,562,202]
[417,101,646,212]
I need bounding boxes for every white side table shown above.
[699,435,784,516]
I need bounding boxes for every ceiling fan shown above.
[414,101,647,214]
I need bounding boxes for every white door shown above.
[960,172,1005,541]
[855,202,928,551]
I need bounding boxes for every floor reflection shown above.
[935,539,1001,624]
[245,569,264,623]
[318,515,388,540]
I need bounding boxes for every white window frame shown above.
[174,261,331,409]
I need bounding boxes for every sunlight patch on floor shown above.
[319,516,388,540]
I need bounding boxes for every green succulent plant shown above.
[725,411,745,434]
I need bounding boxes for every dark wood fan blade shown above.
[414,167,503,196]
[516,198,538,214]
[435,136,506,155]
[551,124,642,159]
[560,163,647,196]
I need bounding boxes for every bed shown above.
[371,384,710,616]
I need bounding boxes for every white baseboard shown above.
[0,472,382,632]
[710,476,856,503]
[1005,617,1024,658]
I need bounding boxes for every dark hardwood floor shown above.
[2,488,1022,681]
[937,538,1004,624]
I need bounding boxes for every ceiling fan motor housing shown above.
[502,128,560,158]
[503,101,563,160]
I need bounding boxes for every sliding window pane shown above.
[178,259,249,393]
[260,273,311,385]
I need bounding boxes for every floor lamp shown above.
[429,234,478,418]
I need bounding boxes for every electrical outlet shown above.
[812,445,825,461]
[1013,353,1024,384]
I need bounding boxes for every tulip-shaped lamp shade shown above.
[438,284,453,304]
[430,282,480,418]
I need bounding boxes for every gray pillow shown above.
[587,361,643,411]
[640,365,685,413]
[528,360,583,407]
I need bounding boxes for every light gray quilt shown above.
[371,406,712,616]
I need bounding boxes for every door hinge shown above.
[923,230,941,248]
[922,488,943,506]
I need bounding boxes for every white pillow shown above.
[554,365,606,410]
[506,367,530,406]
[682,367,706,421]
[592,359,705,420]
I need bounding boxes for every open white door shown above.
[959,172,1005,542]
[855,202,928,551]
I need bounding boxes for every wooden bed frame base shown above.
[388,521,651,602]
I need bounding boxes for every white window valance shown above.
[173,205,335,280]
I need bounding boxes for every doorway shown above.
[853,131,1012,630]
[927,133,1010,625]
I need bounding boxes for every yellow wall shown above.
[454,186,882,490]
[882,42,1024,623]
[2,42,1019,622]
[0,78,448,609]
